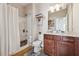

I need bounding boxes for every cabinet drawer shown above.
[54,35,61,41]
[44,34,52,40]
[57,41,75,56]
[58,41,75,47]
[62,36,75,42]
[75,38,79,56]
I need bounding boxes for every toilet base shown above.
[31,52,40,56]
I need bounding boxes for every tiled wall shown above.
[19,16,27,41]
[18,7,27,42]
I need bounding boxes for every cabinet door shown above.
[57,41,75,56]
[44,44,54,56]
[44,39,55,56]
[75,38,79,56]
[44,34,55,56]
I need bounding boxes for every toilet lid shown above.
[33,40,41,46]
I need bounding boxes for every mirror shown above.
[48,4,68,33]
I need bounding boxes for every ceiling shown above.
[8,3,31,8]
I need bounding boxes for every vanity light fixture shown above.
[49,4,66,13]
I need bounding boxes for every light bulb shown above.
[49,6,55,12]
[55,4,61,11]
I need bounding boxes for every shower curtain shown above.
[8,5,20,55]
[0,4,20,56]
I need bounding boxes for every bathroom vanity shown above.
[44,4,79,56]
[44,33,79,56]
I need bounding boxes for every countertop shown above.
[45,32,79,37]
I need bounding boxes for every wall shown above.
[25,4,34,45]
[68,3,79,34]
[72,4,79,34]
[67,4,73,33]
[0,3,7,56]
[19,16,27,41]
[19,7,27,41]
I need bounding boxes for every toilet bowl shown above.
[32,40,42,55]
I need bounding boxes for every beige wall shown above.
[67,3,79,34]
[72,4,79,34]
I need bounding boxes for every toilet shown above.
[32,40,42,55]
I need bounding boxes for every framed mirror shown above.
[48,4,69,33]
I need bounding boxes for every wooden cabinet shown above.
[56,36,75,56]
[62,36,75,42]
[44,34,77,56]
[75,38,79,56]
[57,41,75,56]
[44,34,55,55]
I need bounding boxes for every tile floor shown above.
[25,48,47,56]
